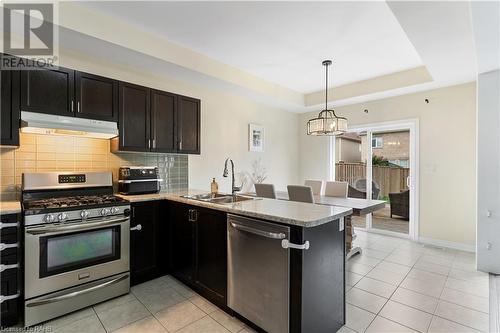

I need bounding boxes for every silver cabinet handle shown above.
[0,293,20,304]
[0,222,19,229]
[26,217,129,235]
[130,224,142,231]
[0,263,19,272]
[230,221,285,239]
[281,239,310,250]
[0,243,19,251]
[27,274,129,307]
[77,101,81,113]
[179,140,183,150]
[71,100,74,112]
[148,139,151,149]
[188,209,198,222]
[152,139,156,149]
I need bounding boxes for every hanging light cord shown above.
[325,61,328,111]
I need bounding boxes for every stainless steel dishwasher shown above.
[227,214,290,333]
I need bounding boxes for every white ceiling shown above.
[82,1,423,93]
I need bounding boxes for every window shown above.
[372,137,383,148]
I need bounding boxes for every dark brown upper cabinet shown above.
[117,82,151,152]
[1,69,20,147]
[151,89,176,153]
[177,96,201,154]
[75,72,118,121]
[114,83,201,154]
[20,67,75,116]
[20,67,118,122]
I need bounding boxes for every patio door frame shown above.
[330,118,420,241]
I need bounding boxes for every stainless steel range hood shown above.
[20,111,118,139]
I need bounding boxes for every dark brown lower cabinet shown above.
[169,202,227,308]
[1,67,20,147]
[0,213,21,328]
[130,201,167,285]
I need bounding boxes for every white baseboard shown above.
[418,236,475,253]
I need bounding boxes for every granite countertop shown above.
[116,190,352,228]
[0,201,21,214]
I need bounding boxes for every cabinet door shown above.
[118,82,150,152]
[130,201,160,285]
[177,95,200,154]
[75,71,118,121]
[170,203,195,284]
[20,67,74,116]
[195,208,227,306]
[1,68,20,146]
[151,90,176,153]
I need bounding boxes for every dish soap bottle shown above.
[210,178,218,196]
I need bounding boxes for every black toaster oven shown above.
[118,166,162,195]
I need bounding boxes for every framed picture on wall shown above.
[249,124,265,152]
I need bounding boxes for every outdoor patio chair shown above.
[389,189,410,220]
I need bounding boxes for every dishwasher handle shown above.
[229,221,286,240]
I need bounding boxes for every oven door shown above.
[24,216,130,299]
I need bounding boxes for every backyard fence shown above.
[335,163,409,198]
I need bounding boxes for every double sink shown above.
[182,193,257,204]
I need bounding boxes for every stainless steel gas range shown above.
[21,171,131,327]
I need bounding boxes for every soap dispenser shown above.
[210,178,219,196]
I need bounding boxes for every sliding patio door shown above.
[333,120,418,240]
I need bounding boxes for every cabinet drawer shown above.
[0,214,20,237]
[0,270,20,328]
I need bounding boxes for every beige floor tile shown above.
[400,276,444,297]
[366,316,419,333]
[93,293,137,314]
[336,325,357,333]
[444,277,489,298]
[345,304,376,333]
[52,313,105,333]
[390,287,439,314]
[176,316,230,333]
[347,261,373,275]
[346,272,364,287]
[210,309,245,333]
[155,300,206,332]
[42,307,95,330]
[170,282,196,298]
[355,277,397,298]
[346,287,388,314]
[413,261,451,276]
[96,299,150,332]
[113,316,167,333]
[189,295,218,314]
[362,248,390,260]
[435,300,489,332]
[428,316,482,333]
[349,255,382,267]
[384,253,420,267]
[448,268,489,283]
[419,255,454,267]
[132,286,185,313]
[406,268,447,285]
[440,288,488,313]
[376,261,412,275]
[366,267,407,286]
[380,300,432,332]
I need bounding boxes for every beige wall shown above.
[300,82,477,246]
[42,51,299,194]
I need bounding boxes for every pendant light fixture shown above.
[307,60,347,136]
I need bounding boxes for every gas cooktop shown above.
[23,195,127,215]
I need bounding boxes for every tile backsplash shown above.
[0,133,188,200]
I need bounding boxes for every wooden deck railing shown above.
[335,163,409,197]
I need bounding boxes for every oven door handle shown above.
[26,217,130,235]
[26,274,129,307]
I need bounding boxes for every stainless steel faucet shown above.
[223,158,241,196]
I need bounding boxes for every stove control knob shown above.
[58,213,68,221]
[100,208,110,216]
[44,214,55,223]
[80,210,89,219]
[110,207,119,214]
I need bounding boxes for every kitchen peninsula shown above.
[118,190,352,333]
